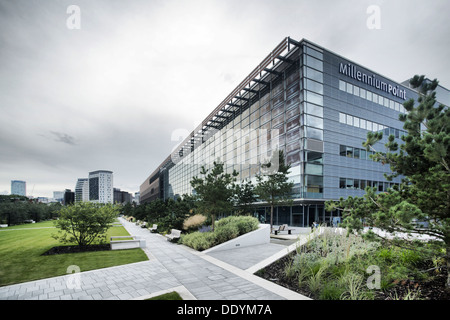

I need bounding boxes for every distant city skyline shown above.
[1,0,449,198]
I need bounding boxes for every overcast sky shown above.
[0,0,449,198]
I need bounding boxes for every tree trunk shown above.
[270,205,274,233]
[447,244,450,292]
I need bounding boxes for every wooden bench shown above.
[273,224,293,235]
[165,229,181,242]
[149,224,158,233]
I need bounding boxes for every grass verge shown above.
[0,220,148,287]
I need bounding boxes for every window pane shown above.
[339,80,346,91]
[360,180,366,190]
[366,91,372,101]
[346,114,353,126]
[354,148,360,159]
[307,151,323,164]
[353,179,360,189]
[373,123,378,132]
[306,91,323,106]
[306,55,323,71]
[340,145,346,156]
[360,88,366,99]
[339,112,346,123]
[346,83,353,94]
[346,178,353,189]
[306,67,323,83]
[372,93,378,103]
[346,146,353,158]
[360,149,367,160]
[353,86,360,96]
[306,103,323,117]
[340,178,346,189]
[360,119,366,130]
[353,117,360,128]
[306,79,323,94]
[305,46,323,60]
[305,163,323,175]
[306,114,323,129]
[307,127,323,140]
[366,121,372,131]
[306,175,323,193]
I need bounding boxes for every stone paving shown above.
[0,218,310,300]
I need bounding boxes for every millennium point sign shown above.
[339,62,407,100]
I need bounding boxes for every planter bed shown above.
[41,244,111,255]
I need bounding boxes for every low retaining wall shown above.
[203,224,270,254]
[110,236,146,250]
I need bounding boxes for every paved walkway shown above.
[0,218,310,300]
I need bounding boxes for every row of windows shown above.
[339,177,399,192]
[339,144,375,161]
[338,112,407,136]
[339,79,407,113]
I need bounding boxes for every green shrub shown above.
[180,216,259,251]
[213,223,239,245]
[180,232,214,251]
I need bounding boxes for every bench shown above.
[273,224,293,235]
[165,229,181,242]
[140,222,147,228]
[110,236,146,250]
[149,224,158,233]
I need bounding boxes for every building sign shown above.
[339,62,406,100]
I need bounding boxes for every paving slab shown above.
[0,217,310,300]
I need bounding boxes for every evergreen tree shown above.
[327,76,450,291]
[190,161,238,231]
[254,150,294,232]
[233,179,257,215]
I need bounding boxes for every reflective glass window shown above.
[306,67,323,83]
[306,79,323,95]
[306,91,323,106]
[306,55,323,71]
[306,102,323,117]
[306,114,323,129]
[307,127,323,140]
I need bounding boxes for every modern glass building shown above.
[11,180,26,196]
[140,37,448,227]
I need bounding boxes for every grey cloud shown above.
[49,131,78,146]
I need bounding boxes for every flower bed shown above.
[180,216,259,251]
[256,227,450,300]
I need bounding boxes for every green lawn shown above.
[0,220,148,287]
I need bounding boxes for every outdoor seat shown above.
[165,229,181,242]
[273,224,292,235]
[149,224,158,233]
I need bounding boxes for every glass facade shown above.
[140,37,433,227]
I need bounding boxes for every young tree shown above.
[190,161,238,231]
[53,202,118,247]
[233,179,257,215]
[254,150,294,231]
[327,76,450,291]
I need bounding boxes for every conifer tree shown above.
[327,75,450,291]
